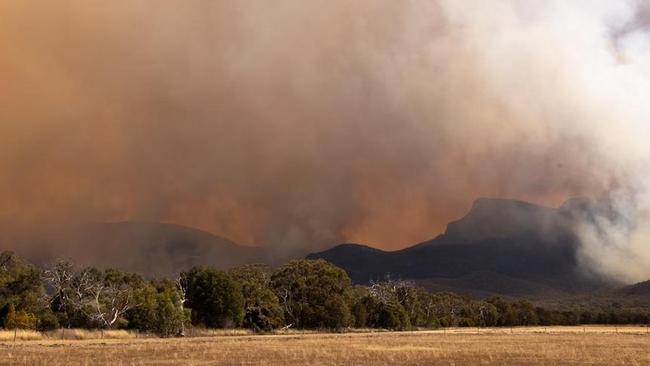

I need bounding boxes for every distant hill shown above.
[0,221,274,276]
[308,198,616,299]
[614,280,650,299]
[586,280,650,308]
[611,280,650,310]
[539,279,650,312]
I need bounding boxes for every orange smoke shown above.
[0,1,637,254]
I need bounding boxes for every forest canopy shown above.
[0,251,647,336]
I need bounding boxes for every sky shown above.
[1,1,650,280]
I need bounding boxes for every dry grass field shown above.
[0,326,648,365]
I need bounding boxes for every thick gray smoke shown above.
[0,1,649,281]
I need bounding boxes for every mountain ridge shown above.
[308,197,617,299]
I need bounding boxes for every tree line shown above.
[0,251,648,336]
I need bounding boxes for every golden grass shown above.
[0,330,43,341]
[0,329,138,341]
[183,327,253,337]
[425,325,650,335]
[44,329,137,340]
[0,326,648,365]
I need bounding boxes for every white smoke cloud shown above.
[403,0,650,282]
[460,0,650,283]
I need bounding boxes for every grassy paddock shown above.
[0,326,648,365]
[0,329,137,341]
[0,325,647,341]
[0,330,43,342]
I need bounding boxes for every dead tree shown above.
[86,279,136,329]
[46,265,138,329]
[277,287,296,326]
[368,278,414,304]
[43,260,75,309]
[176,274,188,336]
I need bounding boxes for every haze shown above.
[1,1,649,281]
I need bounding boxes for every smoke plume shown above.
[0,1,649,281]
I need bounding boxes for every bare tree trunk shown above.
[176,276,188,336]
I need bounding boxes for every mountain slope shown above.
[1,221,272,276]
[543,279,650,311]
[614,280,650,299]
[308,198,613,299]
[602,280,650,308]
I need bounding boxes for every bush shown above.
[271,260,352,329]
[183,267,244,328]
[370,302,410,330]
[4,304,38,330]
[126,280,187,336]
[229,265,284,332]
[36,309,60,331]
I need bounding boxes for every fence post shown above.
[13,328,17,342]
